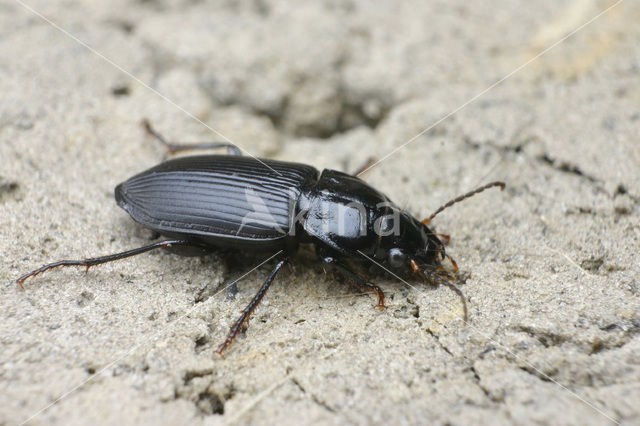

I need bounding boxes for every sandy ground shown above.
[1,0,639,425]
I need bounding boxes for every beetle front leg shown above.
[141,119,242,156]
[216,257,288,354]
[321,255,386,309]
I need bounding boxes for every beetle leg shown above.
[422,269,468,324]
[216,257,288,354]
[321,256,386,309]
[352,157,378,177]
[445,253,458,273]
[141,119,242,156]
[432,233,451,245]
[16,239,196,287]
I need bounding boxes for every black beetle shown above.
[18,121,505,353]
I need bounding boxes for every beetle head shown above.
[375,208,446,273]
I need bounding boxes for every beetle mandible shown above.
[17,121,505,353]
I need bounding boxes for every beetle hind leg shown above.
[141,119,242,156]
[16,239,196,287]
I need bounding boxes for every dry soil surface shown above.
[1,1,639,425]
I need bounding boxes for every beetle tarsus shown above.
[216,258,288,354]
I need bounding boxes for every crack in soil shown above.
[291,377,337,413]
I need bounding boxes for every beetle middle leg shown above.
[216,257,289,354]
[320,255,386,309]
[16,239,199,287]
[141,119,242,156]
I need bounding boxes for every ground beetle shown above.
[18,121,505,353]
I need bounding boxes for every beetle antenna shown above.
[422,181,505,225]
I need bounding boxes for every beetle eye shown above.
[387,248,406,268]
